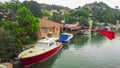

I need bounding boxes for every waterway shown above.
[14,30,120,68]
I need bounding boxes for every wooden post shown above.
[88,18,93,41]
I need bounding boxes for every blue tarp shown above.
[101,28,108,31]
[59,34,69,42]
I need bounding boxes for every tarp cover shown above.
[59,34,69,41]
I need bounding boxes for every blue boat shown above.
[59,33,73,43]
[101,26,110,31]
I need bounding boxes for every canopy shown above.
[63,26,81,30]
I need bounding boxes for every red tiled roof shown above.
[40,18,62,27]
[81,26,88,29]
[63,25,81,30]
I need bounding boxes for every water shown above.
[14,30,120,68]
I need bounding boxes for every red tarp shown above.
[97,29,115,40]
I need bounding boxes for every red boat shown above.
[18,38,63,67]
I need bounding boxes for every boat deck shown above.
[18,48,46,58]
[18,42,60,58]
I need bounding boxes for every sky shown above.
[1,0,120,9]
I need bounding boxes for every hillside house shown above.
[37,18,62,39]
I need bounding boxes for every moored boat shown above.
[59,33,73,43]
[101,26,110,31]
[18,38,62,67]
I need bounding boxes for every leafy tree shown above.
[0,28,21,59]
[83,2,120,25]
[22,0,42,18]
[16,7,40,44]
[71,9,89,18]
[66,16,77,24]
[41,9,52,20]
[7,1,21,21]
[78,16,89,26]
[61,12,75,24]
[51,12,61,23]
[61,9,89,24]
[100,14,116,25]
[40,4,70,11]
[0,1,21,21]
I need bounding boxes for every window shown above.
[34,42,48,49]
[50,27,53,32]
[56,27,59,31]
[43,28,47,33]
[49,42,54,47]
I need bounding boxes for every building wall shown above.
[37,27,61,39]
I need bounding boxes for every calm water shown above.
[14,30,120,68]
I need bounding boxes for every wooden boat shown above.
[59,33,73,43]
[18,38,63,67]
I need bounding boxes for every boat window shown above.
[68,35,70,37]
[34,42,48,49]
[49,42,55,47]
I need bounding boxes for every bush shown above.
[0,29,21,59]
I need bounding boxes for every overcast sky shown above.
[1,0,120,9]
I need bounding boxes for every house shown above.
[62,24,81,35]
[37,18,62,39]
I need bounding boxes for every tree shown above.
[51,12,61,23]
[0,28,21,59]
[71,9,89,18]
[61,12,74,24]
[100,14,116,25]
[41,9,52,20]
[22,0,42,18]
[0,1,21,21]
[61,9,89,24]
[78,16,89,26]
[16,7,40,44]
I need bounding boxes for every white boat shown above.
[18,37,63,67]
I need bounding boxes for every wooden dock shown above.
[0,62,13,68]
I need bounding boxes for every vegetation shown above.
[0,0,120,59]
[40,3,71,11]
[16,7,40,44]
[83,2,120,25]
[0,28,21,59]
[0,0,21,21]
[0,2,40,59]
[61,9,89,26]
[22,0,42,18]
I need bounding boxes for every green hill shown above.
[83,2,120,24]
[40,3,71,11]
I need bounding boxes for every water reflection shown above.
[72,33,107,48]
[73,35,89,46]
[28,51,62,68]
[59,30,120,68]
[14,30,120,68]
[91,33,106,43]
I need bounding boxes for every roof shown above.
[63,25,81,30]
[81,26,88,29]
[40,18,62,27]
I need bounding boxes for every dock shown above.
[0,62,13,68]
